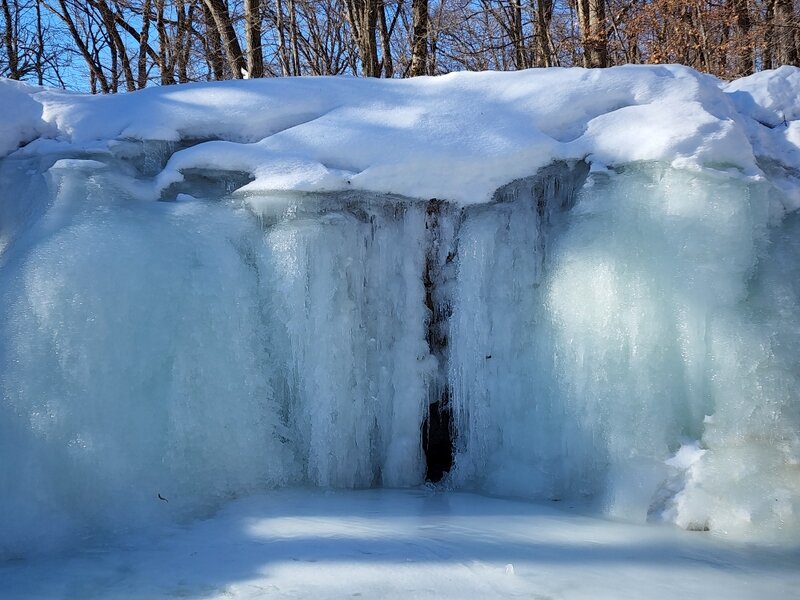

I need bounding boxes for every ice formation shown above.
[1,65,799,557]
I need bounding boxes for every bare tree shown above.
[770,0,799,66]
[345,0,380,75]
[409,0,426,74]
[244,0,264,76]
[1,0,21,78]
[535,0,556,66]
[577,0,607,67]
[203,0,246,77]
[5,0,798,92]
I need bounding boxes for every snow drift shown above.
[1,65,799,557]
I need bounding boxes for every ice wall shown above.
[0,150,435,557]
[260,196,433,488]
[448,164,800,538]
[1,155,289,556]
[0,142,798,557]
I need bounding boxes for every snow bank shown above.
[2,65,798,205]
[725,66,800,211]
[0,79,52,157]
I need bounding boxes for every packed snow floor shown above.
[2,489,798,600]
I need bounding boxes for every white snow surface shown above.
[2,489,798,600]
[1,65,799,205]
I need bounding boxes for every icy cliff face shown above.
[0,155,439,556]
[1,66,800,556]
[449,164,800,537]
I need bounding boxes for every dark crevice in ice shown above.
[422,199,455,483]
[160,168,255,200]
[422,394,453,483]
[422,199,456,482]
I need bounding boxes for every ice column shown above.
[263,198,434,488]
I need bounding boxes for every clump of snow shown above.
[0,79,51,156]
[726,66,800,126]
[724,66,800,211]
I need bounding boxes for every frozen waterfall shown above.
[1,145,798,558]
[1,67,799,558]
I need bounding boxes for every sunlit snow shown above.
[3,489,799,600]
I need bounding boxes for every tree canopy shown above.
[1,0,799,92]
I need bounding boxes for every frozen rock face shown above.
[1,148,798,558]
[448,164,800,538]
[0,153,436,557]
[1,67,800,556]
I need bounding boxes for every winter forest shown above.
[2,0,800,91]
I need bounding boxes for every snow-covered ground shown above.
[3,488,798,600]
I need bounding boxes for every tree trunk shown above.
[154,0,174,83]
[137,0,152,87]
[274,0,291,75]
[772,0,799,66]
[288,0,301,74]
[345,0,380,76]
[510,0,527,68]
[35,0,45,84]
[577,0,607,67]
[535,0,554,67]
[96,0,136,91]
[201,0,225,79]
[54,0,111,92]
[203,0,246,77]
[176,0,192,82]
[1,0,19,78]
[244,0,264,77]
[378,0,394,77]
[409,0,428,75]
[731,0,753,75]
[691,1,711,72]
